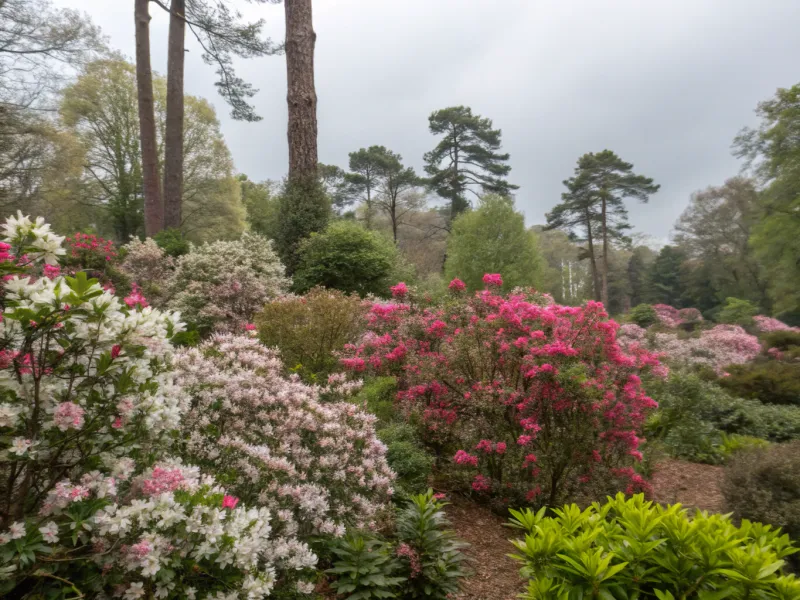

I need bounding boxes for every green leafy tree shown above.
[293,221,401,296]
[735,85,800,314]
[444,194,543,291]
[319,162,352,214]
[674,177,769,310]
[373,150,422,243]
[717,297,759,326]
[645,245,688,307]
[553,150,659,307]
[423,106,517,220]
[60,58,246,242]
[627,245,656,307]
[535,228,591,305]
[239,175,279,239]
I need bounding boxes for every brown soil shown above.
[651,458,726,513]
[445,494,523,600]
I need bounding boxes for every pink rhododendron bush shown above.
[341,275,665,507]
[175,334,395,537]
[139,233,290,335]
[618,322,762,375]
[0,215,313,598]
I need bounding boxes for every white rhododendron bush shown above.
[175,334,395,538]
[0,215,322,599]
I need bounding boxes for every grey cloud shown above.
[54,0,800,238]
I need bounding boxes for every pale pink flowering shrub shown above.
[341,279,664,506]
[169,233,290,334]
[175,334,394,538]
[653,304,685,328]
[753,315,800,333]
[119,237,175,305]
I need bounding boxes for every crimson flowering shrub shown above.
[341,276,665,507]
[0,214,315,599]
[175,334,395,538]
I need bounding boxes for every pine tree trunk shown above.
[600,195,610,307]
[163,0,186,231]
[584,209,601,301]
[284,0,318,180]
[135,0,163,236]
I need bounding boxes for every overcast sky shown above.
[52,0,800,241]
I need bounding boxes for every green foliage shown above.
[628,303,658,328]
[354,377,399,424]
[645,245,689,307]
[509,492,800,599]
[153,227,190,257]
[275,176,331,273]
[327,535,405,600]
[240,175,280,240]
[763,330,800,352]
[423,106,517,218]
[256,287,366,381]
[719,433,770,458]
[293,221,402,297]
[394,490,469,599]
[645,373,800,464]
[718,297,760,327]
[326,491,468,600]
[381,437,434,497]
[444,194,544,292]
[719,361,800,406]
[724,442,800,566]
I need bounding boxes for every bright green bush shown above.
[382,440,434,497]
[719,362,800,406]
[256,287,366,381]
[724,442,800,565]
[275,176,331,273]
[718,296,760,327]
[509,493,800,599]
[628,303,658,328]
[351,376,399,424]
[326,491,468,599]
[293,221,403,296]
[720,433,770,459]
[763,330,800,352]
[153,227,190,257]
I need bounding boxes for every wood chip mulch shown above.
[651,458,726,513]
[445,495,524,600]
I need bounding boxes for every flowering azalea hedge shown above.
[341,275,665,507]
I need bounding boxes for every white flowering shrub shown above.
[0,214,314,599]
[176,334,395,538]
[169,234,290,334]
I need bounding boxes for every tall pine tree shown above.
[549,150,658,306]
[423,106,517,221]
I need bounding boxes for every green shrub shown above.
[327,535,404,600]
[647,373,800,445]
[293,221,401,296]
[326,491,468,600]
[777,308,800,328]
[394,490,469,599]
[628,303,658,328]
[724,442,800,554]
[275,176,331,274]
[763,330,800,352]
[720,433,770,459]
[153,227,190,257]
[353,377,399,424]
[719,362,800,406]
[508,493,800,599]
[256,287,366,381]
[384,440,434,497]
[718,296,760,327]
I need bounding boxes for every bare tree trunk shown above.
[584,209,601,301]
[284,0,318,180]
[600,195,609,307]
[135,0,163,236]
[163,0,185,230]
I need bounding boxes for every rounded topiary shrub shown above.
[627,303,658,328]
[723,441,800,547]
